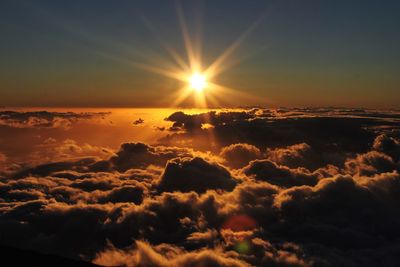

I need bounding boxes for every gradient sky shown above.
[1,0,399,108]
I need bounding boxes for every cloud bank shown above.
[1,108,400,266]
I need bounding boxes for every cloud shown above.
[266,143,320,170]
[94,241,249,267]
[274,173,400,252]
[53,139,113,159]
[242,159,320,187]
[161,109,394,157]
[0,110,109,129]
[1,153,400,266]
[186,228,218,243]
[220,143,262,169]
[109,142,194,172]
[345,151,397,176]
[133,118,144,125]
[97,185,145,204]
[12,157,100,179]
[165,110,254,132]
[2,108,400,266]
[373,134,400,162]
[157,157,237,193]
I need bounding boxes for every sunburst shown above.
[129,1,268,108]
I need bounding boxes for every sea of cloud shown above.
[1,107,400,266]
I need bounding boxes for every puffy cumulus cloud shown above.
[186,228,219,243]
[109,142,195,172]
[165,110,254,132]
[0,110,109,129]
[12,157,102,179]
[3,108,400,266]
[5,139,114,170]
[97,185,144,204]
[94,241,249,267]
[261,244,311,267]
[0,170,150,205]
[157,157,237,193]
[345,151,397,176]
[1,153,400,266]
[273,173,400,254]
[53,139,113,159]
[55,140,112,162]
[220,143,262,169]
[221,234,313,267]
[242,160,320,187]
[373,134,400,162]
[274,175,369,215]
[200,181,280,229]
[11,141,207,178]
[161,108,398,158]
[266,143,320,170]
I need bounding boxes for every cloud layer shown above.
[1,108,400,266]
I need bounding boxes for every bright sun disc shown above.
[189,72,207,92]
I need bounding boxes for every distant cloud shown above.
[0,110,110,129]
[133,118,144,125]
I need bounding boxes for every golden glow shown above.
[189,72,207,92]
[124,1,265,108]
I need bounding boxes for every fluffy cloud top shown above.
[158,157,237,193]
[1,108,400,266]
[220,143,262,169]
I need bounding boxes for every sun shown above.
[130,2,262,108]
[189,72,207,92]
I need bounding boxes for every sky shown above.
[0,0,399,108]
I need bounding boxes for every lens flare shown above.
[234,240,251,254]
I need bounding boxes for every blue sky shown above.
[1,0,399,107]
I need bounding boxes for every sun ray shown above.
[210,43,272,78]
[208,82,262,106]
[169,85,193,108]
[27,0,274,110]
[192,0,205,71]
[204,14,267,79]
[175,0,200,71]
[193,90,208,109]
[132,62,187,82]
[85,44,190,83]
[139,15,191,72]
[204,90,221,108]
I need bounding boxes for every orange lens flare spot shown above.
[189,72,207,92]
[222,214,258,232]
